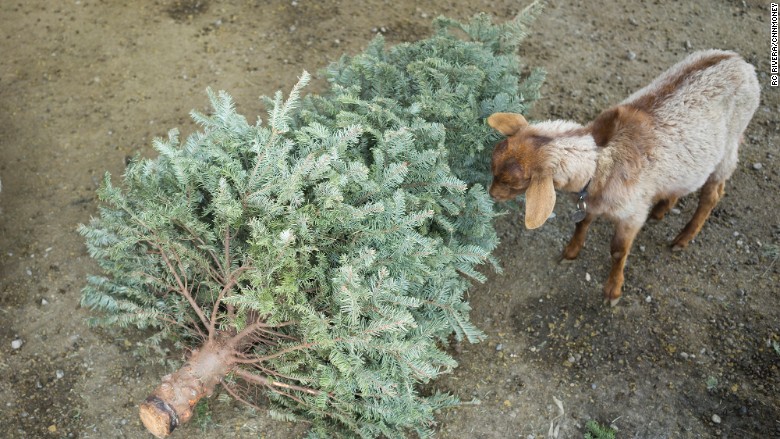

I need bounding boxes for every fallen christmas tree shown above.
[80,7,544,438]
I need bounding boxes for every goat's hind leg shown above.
[671,179,725,250]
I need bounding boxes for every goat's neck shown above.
[535,122,599,193]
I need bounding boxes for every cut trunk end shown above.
[139,396,179,437]
[139,340,234,438]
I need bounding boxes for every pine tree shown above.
[80,6,544,438]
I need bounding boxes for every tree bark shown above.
[139,340,234,437]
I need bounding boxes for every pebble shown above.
[752,162,763,170]
[11,339,23,350]
[626,50,637,61]
[41,298,48,306]
[585,273,591,282]
[685,40,692,50]
[56,370,65,380]
[628,17,638,26]
[711,414,721,424]
[645,295,652,303]
[671,208,681,215]
[495,343,504,351]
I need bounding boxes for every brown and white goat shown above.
[487,50,760,306]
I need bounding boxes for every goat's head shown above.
[487,112,556,229]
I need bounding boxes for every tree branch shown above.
[233,367,321,396]
[153,241,210,331]
[227,320,296,350]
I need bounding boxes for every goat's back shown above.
[623,50,760,197]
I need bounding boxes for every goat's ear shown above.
[487,113,528,136]
[524,174,556,229]
[589,107,621,147]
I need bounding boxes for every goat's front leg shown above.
[603,220,642,306]
[561,212,595,261]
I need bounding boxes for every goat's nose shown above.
[488,184,505,201]
[488,184,497,199]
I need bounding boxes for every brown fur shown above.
[629,52,736,112]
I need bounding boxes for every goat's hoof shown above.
[670,242,687,252]
[558,256,575,265]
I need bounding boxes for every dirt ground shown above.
[0,0,777,438]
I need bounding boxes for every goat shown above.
[487,50,760,305]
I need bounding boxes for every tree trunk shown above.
[139,340,235,438]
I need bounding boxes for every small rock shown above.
[11,339,22,350]
[639,245,646,252]
[671,208,681,215]
[684,40,692,50]
[752,162,763,170]
[585,273,591,282]
[568,356,576,364]
[41,298,48,306]
[56,370,65,380]
[495,343,504,351]
[645,295,652,303]
[626,50,637,61]
[48,425,57,433]
[628,17,638,26]
[711,414,721,424]
[680,352,689,360]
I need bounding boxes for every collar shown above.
[577,180,590,200]
[571,180,590,223]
